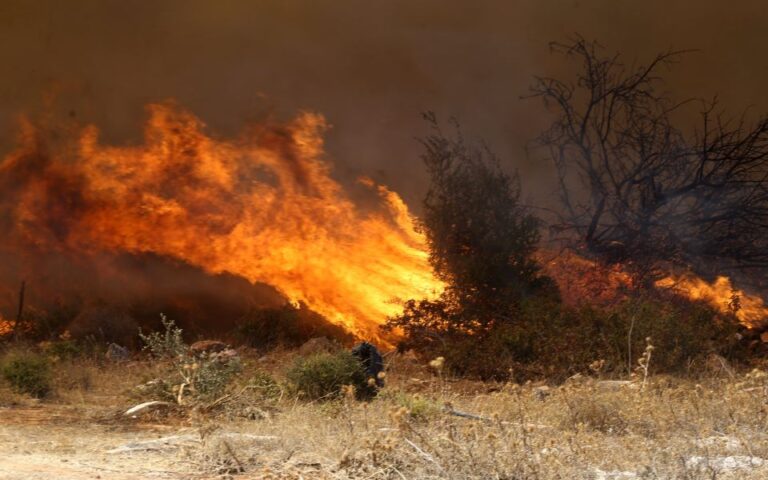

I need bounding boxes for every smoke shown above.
[2,1,768,336]
[2,1,768,208]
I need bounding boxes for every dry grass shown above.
[1,348,768,479]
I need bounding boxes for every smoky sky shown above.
[2,0,768,208]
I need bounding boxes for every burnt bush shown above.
[531,37,768,283]
[68,304,139,348]
[235,304,352,350]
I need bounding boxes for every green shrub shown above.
[416,293,742,381]
[1,350,52,398]
[137,315,239,405]
[139,313,188,359]
[186,354,241,401]
[44,339,83,360]
[597,296,741,375]
[135,355,240,405]
[286,351,370,401]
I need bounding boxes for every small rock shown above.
[594,469,637,479]
[695,436,743,452]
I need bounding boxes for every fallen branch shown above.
[107,434,199,454]
[107,432,278,454]
[124,400,173,417]
[443,404,490,422]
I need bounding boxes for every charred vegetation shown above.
[529,37,768,288]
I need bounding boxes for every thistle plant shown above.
[139,313,188,359]
[634,337,655,391]
[138,314,239,405]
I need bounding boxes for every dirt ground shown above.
[0,406,198,479]
[4,353,768,479]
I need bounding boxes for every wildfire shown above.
[0,103,444,339]
[0,315,12,336]
[540,249,768,328]
[537,249,636,308]
[655,274,768,327]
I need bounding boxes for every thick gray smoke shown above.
[2,0,768,208]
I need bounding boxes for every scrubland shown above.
[2,344,768,480]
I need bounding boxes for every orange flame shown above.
[0,315,12,336]
[1,103,444,339]
[537,249,636,308]
[655,274,768,327]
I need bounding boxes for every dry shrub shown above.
[564,397,628,434]
[53,359,94,393]
[386,391,440,422]
[211,370,284,421]
[245,370,282,401]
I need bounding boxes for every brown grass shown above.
[1,347,768,479]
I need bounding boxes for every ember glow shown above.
[537,249,635,308]
[0,315,11,336]
[0,103,444,338]
[655,274,768,327]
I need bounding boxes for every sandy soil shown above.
[0,406,206,479]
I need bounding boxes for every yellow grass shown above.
[1,348,768,479]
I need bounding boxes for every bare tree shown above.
[529,37,768,284]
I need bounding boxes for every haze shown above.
[2,0,768,206]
